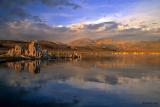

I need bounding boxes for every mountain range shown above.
[0,38,160,55]
[69,38,160,52]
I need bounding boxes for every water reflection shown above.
[7,60,41,74]
[0,56,160,107]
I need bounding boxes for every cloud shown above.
[69,21,119,32]
[41,0,81,9]
[0,20,159,42]
[0,20,75,41]
[0,0,159,41]
[0,0,81,23]
[85,21,119,32]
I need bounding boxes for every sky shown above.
[0,0,160,42]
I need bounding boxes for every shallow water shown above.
[0,55,160,107]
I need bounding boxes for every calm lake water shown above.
[0,55,160,107]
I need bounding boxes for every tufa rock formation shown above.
[7,41,49,59]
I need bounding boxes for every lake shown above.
[0,55,160,107]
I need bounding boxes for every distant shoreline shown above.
[0,40,160,62]
[112,52,160,55]
[1,51,160,63]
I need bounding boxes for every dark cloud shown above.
[0,21,73,41]
[41,0,81,9]
[120,28,142,33]
[0,0,81,23]
[85,21,119,32]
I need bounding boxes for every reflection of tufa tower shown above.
[7,62,24,72]
[7,60,41,74]
[28,61,41,74]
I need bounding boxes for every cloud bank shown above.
[0,20,159,42]
[0,0,159,42]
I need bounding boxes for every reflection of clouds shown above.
[1,57,160,89]
[4,56,160,89]
[0,56,160,106]
[119,76,160,84]
[3,59,160,89]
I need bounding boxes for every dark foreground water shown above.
[0,55,160,107]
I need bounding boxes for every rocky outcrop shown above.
[7,41,49,59]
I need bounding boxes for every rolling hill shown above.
[68,38,160,52]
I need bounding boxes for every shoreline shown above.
[1,52,160,63]
[0,55,81,63]
[112,52,160,55]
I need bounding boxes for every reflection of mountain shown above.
[74,56,160,70]
[0,56,160,107]
[3,56,160,87]
[7,60,41,74]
